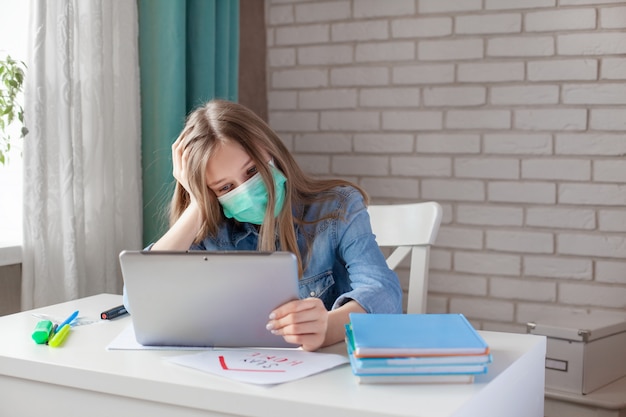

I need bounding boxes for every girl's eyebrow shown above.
[207,157,254,188]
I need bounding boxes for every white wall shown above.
[265,0,626,332]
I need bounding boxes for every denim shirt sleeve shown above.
[331,191,403,314]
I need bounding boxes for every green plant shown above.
[0,55,28,165]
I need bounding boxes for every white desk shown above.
[0,294,546,417]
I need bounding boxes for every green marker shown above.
[32,320,54,344]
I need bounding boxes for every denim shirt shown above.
[124,186,402,314]
[190,185,402,314]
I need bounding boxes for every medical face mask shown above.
[217,163,287,225]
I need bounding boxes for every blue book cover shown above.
[346,326,492,368]
[348,313,489,357]
[346,330,491,375]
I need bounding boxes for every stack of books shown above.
[345,313,492,384]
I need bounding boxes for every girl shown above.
[148,99,401,351]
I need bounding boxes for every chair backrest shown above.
[367,201,442,314]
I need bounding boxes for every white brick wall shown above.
[525,8,596,32]
[528,59,598,81]
[266,0,626,330]
[602,58,626,79]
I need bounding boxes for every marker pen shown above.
[31,320,54,344]
[100,305,128,320]
[57,310,79,330]
[48,324,71,347]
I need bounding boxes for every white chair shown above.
[367,201,442,314]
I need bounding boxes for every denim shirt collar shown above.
[225,202,309,250]
[230,222,259,247]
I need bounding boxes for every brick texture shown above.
[266,0,626,330]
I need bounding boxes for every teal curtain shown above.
[138,0,239,245]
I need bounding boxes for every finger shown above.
[271,319,325,337]
[173,146,192,189]
[269,298,323,320]
[181,146,191,166]
[280,332,325,352]
[268,309,321,334]
[172,143,183,169]
[267,300,323,333]
[172,141,184,174]
[267,306,327,345]
[172,134,183,148]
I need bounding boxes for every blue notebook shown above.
[346,332,491,375]
[348,313,489,358]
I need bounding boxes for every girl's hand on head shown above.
[172,136,193,197]
[266,298,329,352]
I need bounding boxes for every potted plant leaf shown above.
[0,54,27,165]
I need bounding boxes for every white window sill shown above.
[0,244,22,266]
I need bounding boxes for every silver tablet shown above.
[119,250,300,348]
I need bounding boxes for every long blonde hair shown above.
[170,99,368,276]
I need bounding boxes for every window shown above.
[0,0,28,246]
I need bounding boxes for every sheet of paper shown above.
[106,323,211,351]
[167,349,349,385]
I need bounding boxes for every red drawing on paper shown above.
[219,356,286,373]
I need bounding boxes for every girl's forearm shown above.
[151,203,202,251]
[323,300,366,347]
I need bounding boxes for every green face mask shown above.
[217,164,287,225]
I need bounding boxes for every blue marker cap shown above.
[57,310,79,330]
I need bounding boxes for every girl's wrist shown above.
[185,201,202,227]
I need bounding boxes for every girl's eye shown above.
[218,184,233,194]
[246,165,258,177]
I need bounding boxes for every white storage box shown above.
[527,311,626,395]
